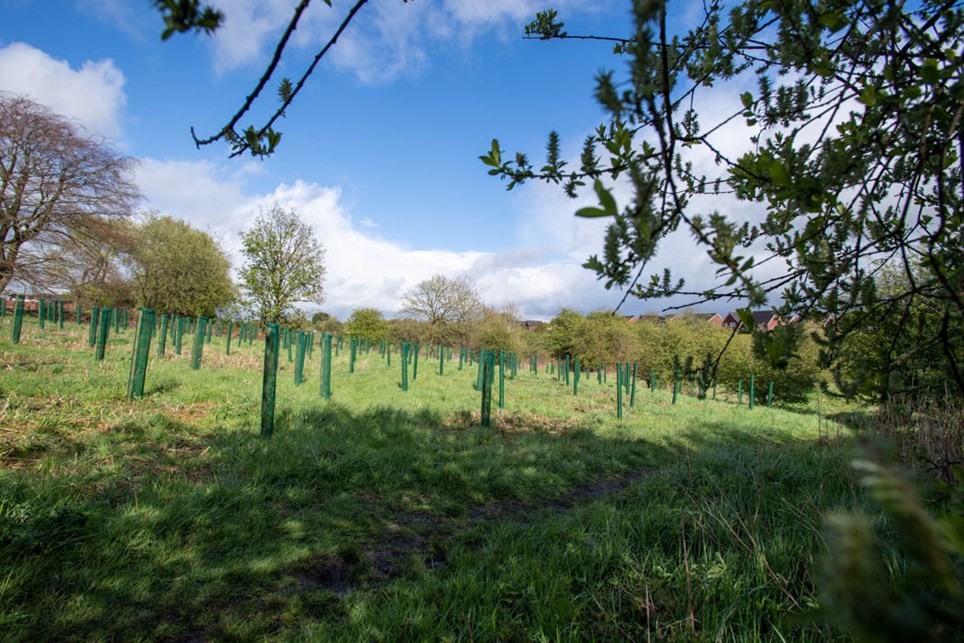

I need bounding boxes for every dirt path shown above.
[288,467,654,595]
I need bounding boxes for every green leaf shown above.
[857,85,877,106]
[768,160,791,187]
[593,179,618,215]
[575,206,610,218]
[736,307,755,330]
[278,78,292,103]
[740,92,753,109]
[921,59,939,85]
[818,12,848,33]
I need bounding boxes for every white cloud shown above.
[135,157,645,320]
[0,42,127,141]
[201,0,610,83]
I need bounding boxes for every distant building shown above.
[687,312,724,327]
[721,310,783,331]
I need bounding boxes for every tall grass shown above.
[0,319,903,640]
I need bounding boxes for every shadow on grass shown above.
[0,403,840,640]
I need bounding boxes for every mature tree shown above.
[346,307,389,342]
[830,261,963,399]
[480,1,964,396]
[469,309,525,354]
[0,93,139,294]
[127,213,235,317]
[36,215,136,304]
[543,308,586,359]
[400,274,484,345]
[239,204,326,324]
[389,317,426,344]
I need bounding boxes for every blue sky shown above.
[1,0,749,320]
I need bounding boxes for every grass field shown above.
[0,318,885,640]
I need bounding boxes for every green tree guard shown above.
[38,299,45,329]
[573,357,580,395]
[308,331,314,359]
[712,383,717,400]
[458,346,464,371]
[157,314,169,357]
[630,363,637,408]
[650,370,656,392]
[127,308,155,400]
[88,307,100,347]
[122,308,128,330]
[411,344,419,381]
[11,295,25,343]
[287,333,293,363]
[349,337,357,373]
[207,319,213,343]
[320,333,333,400]
[550,361,555,375]
[481,350,495,428]
[240,322,246,345]
[401,342,410,391]
[57,300,64,329]
[475,349,486,391]
[439,346,444,376]
[749,374,756,410]
[294,331,307,385]
[387,344,391,367]
[113,308,119,333]
[498,349,505,409]
[175,317,184,356]
[226,321,233,355]
[672,374,679,405]
[738,379,743,404]
[261,323,281,438]
[767,381,774,408]
[190,316,208,369]
[95,309,110,361]
[616,366,623,419]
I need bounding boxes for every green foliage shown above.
[153,0,223,40]
[488,1,964,396]
[388,317,425,345]
[818,444,963,641]
[825,261,964,401]
[345,307,389,342]
[127,213,235,317]
[543,308,585,358]
[470,310,524,353]
[239,204,326,325]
